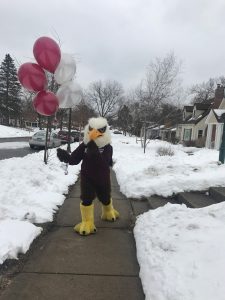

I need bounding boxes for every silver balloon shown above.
[56,81,82,108]
[54,53,76,85]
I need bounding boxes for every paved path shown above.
[0,172,146,300]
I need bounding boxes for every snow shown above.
[0,126,80,264]
[134,203,225,300]
[0,150,80,223]
[214,109,225,118]
[112,135,225,198]
[0,220,42,264]
[0,125,35,137]
[0,142,28,149]
[2,127,225,300]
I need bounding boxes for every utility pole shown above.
[219,114,225,163]
[44,117,51,164]
[143,121,147,153]
[67,108,72,153]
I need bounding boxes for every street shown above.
[0,137,36,160]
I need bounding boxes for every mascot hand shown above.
[57,148,70,163]
[87,140,99,156]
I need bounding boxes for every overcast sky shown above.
[1,0,225,92]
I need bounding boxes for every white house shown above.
[177,84,225,148]
[177,102,211,146]
[205,85,225,150]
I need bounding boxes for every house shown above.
[145,124,164,139]
[140,123,177,143]
[177,84,225,149]
[177,102,211,146]
[160,126,177,142]
[205,85,225,149]
[0,105,21,127]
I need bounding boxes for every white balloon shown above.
[56,81,82,108]
[54,53,76,85]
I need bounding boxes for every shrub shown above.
[157,146,174,156]
[183,140,196,147]
[195,137,206,148]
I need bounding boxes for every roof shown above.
[194,103,211,110]
[205,109,224,124]
[161,127,177,132]
[214,109,225,118]
[213,109,225,123]
[182,109,210,125]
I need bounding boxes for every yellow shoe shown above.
[74,203,96,236]
[101,199,119,222]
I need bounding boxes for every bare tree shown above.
[20,89,36,127]
[72,99,96,128]
[117,105,133,135]
[87,80,124,118]
[137,52,182,121]
[189,77,225,103]
[189,78,215,103]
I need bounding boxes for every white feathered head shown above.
[83,117,111,147]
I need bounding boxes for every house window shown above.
[198,130,203,139]
[31,122,38,127]
[183,129,192,141]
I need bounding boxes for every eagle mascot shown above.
[57,117,119,236]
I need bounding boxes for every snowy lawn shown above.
[134,203,225,300]
[0,144,80,264]
[0,125,35,137]
[112,134,225,198]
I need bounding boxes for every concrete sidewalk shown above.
[0,172,146,300]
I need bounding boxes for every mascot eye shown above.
[98,126,106,133]
[89,126,93,131]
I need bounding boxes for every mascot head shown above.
[83,117,111,147]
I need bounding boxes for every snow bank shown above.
[0,144,80,264]
[112,135,225,198]
[134,203,225,300]
[0,220,42,264]
[0,125,34,137]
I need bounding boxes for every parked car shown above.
[113,130,122,134]
[57,130,74,144]
[29,131,61,149]
[71,130,81,142]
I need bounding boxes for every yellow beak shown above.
[89,129,103,140]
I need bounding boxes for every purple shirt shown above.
[69,142,113,184]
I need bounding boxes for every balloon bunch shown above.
[55,53,82,108]
[18,36,82,116]
[18,37,60,116]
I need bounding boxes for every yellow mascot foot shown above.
[74,222,96,236]
[74,203,96,236]
[101,199,119,222]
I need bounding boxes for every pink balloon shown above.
[33,37,61,73]
[33,91,59,116]
[18,63,47,92]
